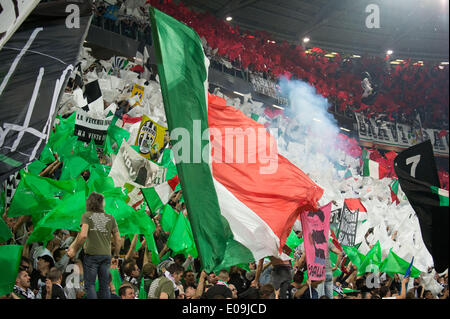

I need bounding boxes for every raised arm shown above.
[294,279,311,299]
[125,234,138,261]
[396,276,409,299]
[194,270,208,299]
[251,258,264,288]
[332,248,342,271]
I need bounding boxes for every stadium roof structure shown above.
[184,0,449,62]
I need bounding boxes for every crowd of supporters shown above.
[1,0,448,301]
[1,52,448,300]
[3,210,449,299]
[90,0,449,131]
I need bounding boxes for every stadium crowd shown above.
[2,207,449,299]
[90,0,448,130]
[1,59,448,299]
[0,0,448,301]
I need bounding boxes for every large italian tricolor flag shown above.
[150,8,323,272]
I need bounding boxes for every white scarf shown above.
[164,271,178,291]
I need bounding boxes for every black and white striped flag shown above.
[3,171,21,207]
[72,63,84,90]
[78,80,104,114]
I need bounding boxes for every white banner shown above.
[0,0,41,50]
[74,109,113,145]
[109,141,166,188]
[355,113,449,156]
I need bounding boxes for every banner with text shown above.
[355,113,449,157]
[337,203,359,247]
[300,202,332,281]
[74,109,113,145]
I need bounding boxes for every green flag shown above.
[26,160,47,176]
[390,179,400,204]
[27,191,86,244]
[8,172,86,219]
[250,113,259,122]
[329,250,343,278]
[127,234,142,252]
[47,113,76,150]
[74,139,100,165]
[47,113,78,160]
[105,196,137,236]
[285,230,302,260]
[138,277,147,299]
[87,167,115,194]
[39,144,56,165]
[59,156,90,180]
[7,173,60,218]
[103,119,130,155]
[380,249,421,278]
[0,245,23,297]
[342,245,366,269]
[166,212,198,258]
[33,192,85,231]
[160,204,178,234]
[26,226,55,244]
[131,206,156,236]
[357,241,382,276]
[0,216,13,243]
[158,148,181,192]
[145,232,160,265]
[110,268,122,293]
[333,288,360,297]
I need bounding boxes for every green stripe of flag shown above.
[0,154,22,168]
[430,186,449,206]
[149,7,253,271]
[391,179,399,194]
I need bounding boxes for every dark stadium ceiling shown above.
[182,0,449,62]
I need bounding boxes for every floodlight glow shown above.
[226,16,233,21]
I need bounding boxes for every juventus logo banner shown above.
[135,115,167,160]
[0,0,92,182]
